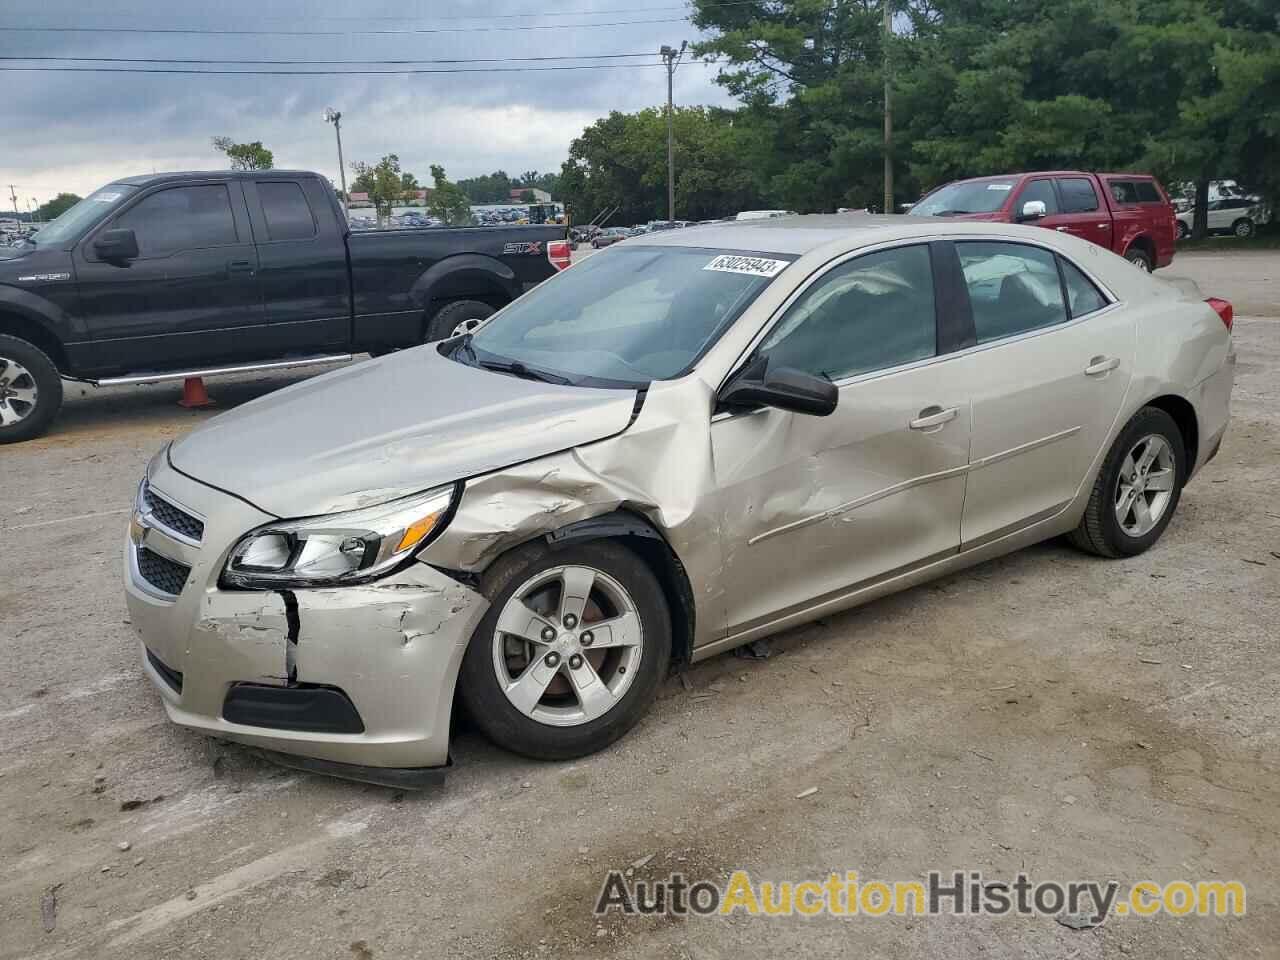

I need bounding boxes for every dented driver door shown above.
[709,242,972,642]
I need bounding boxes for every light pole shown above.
[882,0,894,215]
[323,108,349,216]
[660,42,686,224]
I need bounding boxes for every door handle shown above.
[909,405,959,431]
[1097,223,1111,229]
[227,260,255,275]
[1084,356,1120,376]
[1056,226,1071,232]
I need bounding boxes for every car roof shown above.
[624,213,922,256]
[113,170,321,187]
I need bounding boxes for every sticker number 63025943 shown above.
[703,254,790,277]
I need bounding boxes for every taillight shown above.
[1206,297,1233,331]
[548,240,572,272]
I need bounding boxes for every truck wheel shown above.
[425,300,496,342]
[1232,218,1255,239]
[0,334,63,444]
[1124,248,1153,272]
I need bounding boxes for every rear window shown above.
[1135,181,1162,203]
[258,181,317,241]
[1058,178,1100,213]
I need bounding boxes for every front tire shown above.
[458,541,671,761]
[0,335,63,444]
[1232,218,1256,239]
[425,299,496,342]
[1068,406,1186,558]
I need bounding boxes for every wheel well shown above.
[427,275,512,314]
[1126,235,1154,261]
[1146,394,1199,470]
[0,312,68,373]
[545,511,697,668]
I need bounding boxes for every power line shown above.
[0,53,661,66]
[0,16,689,37]
[1,1,762,21]
[0,61,727,76]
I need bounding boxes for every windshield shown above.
[32,184,137,245]
[455,245,793,388]
[912,180,1016,216]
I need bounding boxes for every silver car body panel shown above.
[168,343,638,517]
[129,216,1234,772]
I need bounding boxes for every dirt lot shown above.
[1,251,1277,959]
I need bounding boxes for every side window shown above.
[1108,180,1139,205]
[1017,179,1059,215]
[1059,257,1108,318]
[258,182,317,241]
[1134,181,1162,203]
[957,242,1067,343]
[1058,177,1101,213]
[113,185,238,258]
[759,245,936,381]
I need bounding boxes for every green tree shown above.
[428,165,474,225]
[36,193,82,221]
[457,171,514,203]
[350,154,412,223]
[211,137,274,171]
[560,106,767,225]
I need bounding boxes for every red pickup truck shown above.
[911,171,1178,271]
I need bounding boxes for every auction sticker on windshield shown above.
[704,255,789,277]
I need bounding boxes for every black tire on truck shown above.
[1124,247,1153,272]
[425,299,496,342]
[0,334,63,444]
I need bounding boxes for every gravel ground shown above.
[1,250,1277,959]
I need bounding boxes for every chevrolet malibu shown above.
[125,217,1235,786]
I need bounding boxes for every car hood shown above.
[170,345,639,518]
[0,243,38,263]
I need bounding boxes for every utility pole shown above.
[323,108,349,216]
[882,0,894,216]
[660,42,686,224]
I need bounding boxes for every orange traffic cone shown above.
[178,376,215,409]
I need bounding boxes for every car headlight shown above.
[221,484,458,589]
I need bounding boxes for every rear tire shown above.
[1232,218,1255,239]
[458,540,671,761]
[1124,247,1153,272]
[425,299,496,342]
[1068,406,1185,558]
[0,335,63,445]
[1176,221,1190,241]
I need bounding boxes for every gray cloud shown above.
[0,0,731,203]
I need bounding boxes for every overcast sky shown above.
[0,0,731,209]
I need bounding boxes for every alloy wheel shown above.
[1114,434,1176,537]
[491,565,644,727]
[451,317,486,337]
[0,357,38,426]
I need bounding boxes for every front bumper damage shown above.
[125,461,489,788]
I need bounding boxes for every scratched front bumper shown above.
[124,460,489,773]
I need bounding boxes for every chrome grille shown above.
[143,483,204,542]
[136,546,191,596]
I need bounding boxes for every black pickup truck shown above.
[0,169,569,442]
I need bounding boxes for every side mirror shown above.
[93,228,139,261]
[719,357,838,417]
[1018,200,1047,221]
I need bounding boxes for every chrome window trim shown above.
[713,232,1120,399]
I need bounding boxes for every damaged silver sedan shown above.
[125,217,1234,786]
